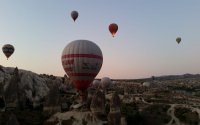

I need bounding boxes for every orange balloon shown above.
[109,23,118,37]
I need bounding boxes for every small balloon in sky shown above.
[109,23,118,37]
[101,77,111,89]
[2,44,15,60]
[176,37,181,44]
[71,10,79,22]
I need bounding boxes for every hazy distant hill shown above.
[112,73,200,83]
[153,73,200,81]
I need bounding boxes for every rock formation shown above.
[108,92,121,125]
[6,113,20,125]
[47,111,107,125]
[4,67,20,110]
[90,90,106,119]
[0,66,67,110]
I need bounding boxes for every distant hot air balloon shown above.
[101,77,111,92]
[2,44,15,60]
[109,23,118,37]
[71,10,78,22]
[176,37,181,44]
[92,80,100,88]
[61,40,103,103]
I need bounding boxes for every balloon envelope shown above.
[71,10,78,22]
[143,82,151,87]
[176,37,181,44]
[109,23,118,37]
[2,44,15,59]
[92,80,100,88]
[101,77,111,89]
[61,40,103,91]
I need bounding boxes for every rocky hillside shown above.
[0,65,70,107]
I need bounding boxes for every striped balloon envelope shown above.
[2,44,15,60]
[61,40,103,91]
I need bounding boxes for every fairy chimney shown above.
[4,67,20,109]
[108,92,121,125]
[90,90,106,119]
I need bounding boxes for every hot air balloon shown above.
[71,10,78,22]
[176,37,181,44]
[61,40,103,104]
[109,23,118,37]
[2,44,15,60]
[142,82,151,87]
[101,77,111,92]
[92,80,100,88]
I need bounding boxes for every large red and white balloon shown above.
[61,40,103,91]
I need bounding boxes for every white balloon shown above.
[92,80,100,88]
[142,82,151,87]
[101,77,111,89]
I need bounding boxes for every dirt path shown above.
[141,97,152,104]
[166,104,180,125]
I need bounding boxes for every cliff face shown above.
[0,66,125,124]
[0,66,65,106]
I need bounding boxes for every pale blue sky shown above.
[1,1,200,79]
